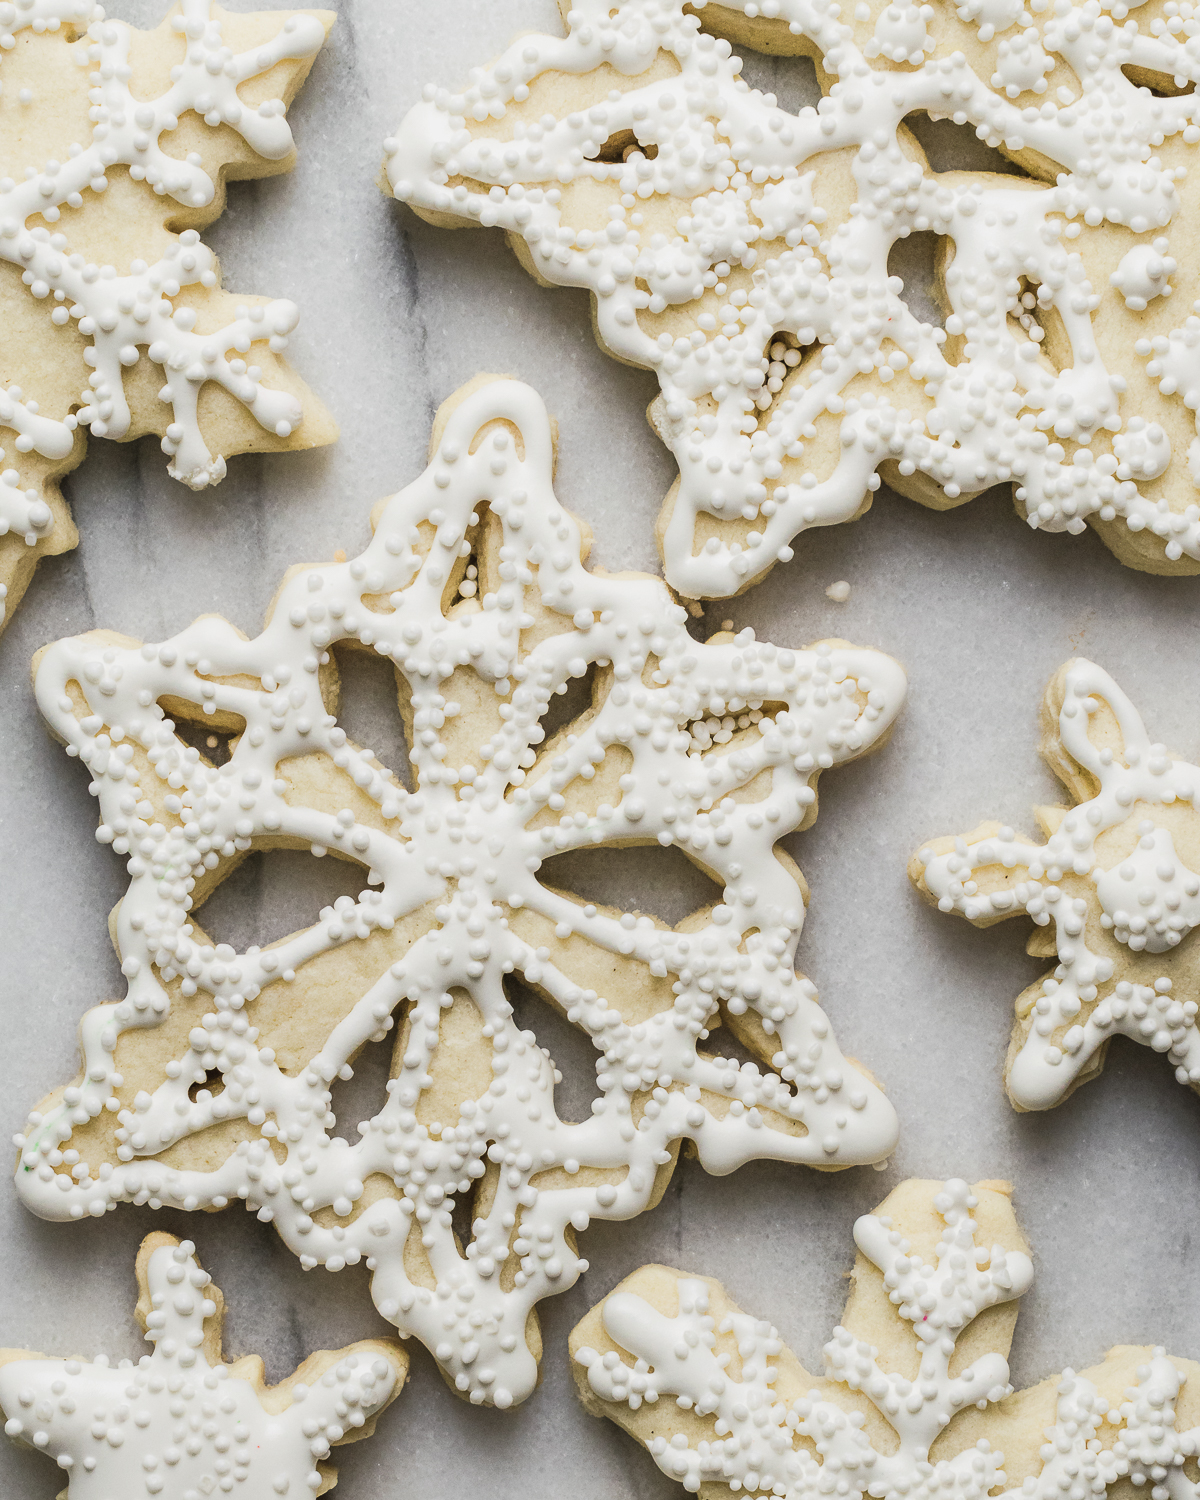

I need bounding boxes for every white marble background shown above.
[4,2,1200,1495]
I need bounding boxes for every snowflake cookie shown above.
[387,0,1200,599]
[572,1177,1200,1499]
[0,0,336,633]
[911,659,1200,1112]
[0,1233,406,1498]
[16,375,906,1410]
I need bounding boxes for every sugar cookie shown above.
[17,375,906,1409]
[0,0,336,632]
[386,0,1200,599]
[911,658,1200,1111]
[0,1233,406,1498]
[572,1177,1200,1498]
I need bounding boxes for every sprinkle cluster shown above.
[0,1236,403,1498]
[387,0,1200,597]
[576,1180,1200,1500]
[18,378,905,1409]
[0,0,324,539]
[915,658,1200,1110]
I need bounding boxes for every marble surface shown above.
[4,2,1200,1496]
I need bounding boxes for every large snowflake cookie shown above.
[0,0,336,633]
[911,658,1200,1112]
[0,1233,406,1498]
[387,0,1200,599]
[16,375,907,1410]
[572,1177,1200,1498]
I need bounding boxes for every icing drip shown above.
[574,1180,1200,1500]
[915,659,1200,1110]
[17,378,905,1409]
[0,1235,404,1497]
[0,0,325,507]
[387,0,1200,597]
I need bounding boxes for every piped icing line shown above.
[17,376,905,1409]
[914,658,1200,1111]
[0,1234,405,1497]
[573,1179,1200,1500]
[0,0,325,493]
[386,0,1200,597]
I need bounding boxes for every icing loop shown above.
[571,1179,1200,1500]
[913,658,1200,1111]
[18,377,905,1409]
[0,1234,406,1497]
[387,0,1200,596]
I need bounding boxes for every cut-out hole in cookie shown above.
[188,1067,225,1104]
[196,848,376,956]
[706,1013,766,1069]
[326,1034,395,1145]
[735,50,823,116]
[1007,275,1069,371]
[158,700,247,767]
[444,499,504,613]
[536,660,599,752]
[592,128,660,162]
[1122,64,1195,98]
[888,230,946,332]
[752,332,818,419]
[505,973,599,1124]
[449,1180,475,1254]
[329,645,412,791]
[903,112,1033,176]
[684,700,786,756]
[540,843,722,929]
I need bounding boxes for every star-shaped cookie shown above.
[0,1232,406,1498]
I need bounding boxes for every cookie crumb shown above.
[826,580,851,602]
[720,618,734,631]
[334,549,346,563]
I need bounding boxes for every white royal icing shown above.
[918,659,1200,1110]
[0,0,325,526]
[0,1237,401,1498]
[0,381,76,622]
[1111,238,1175,313]
[17,378,906,1409]
[577,1179,1200,1500]
[386,0,1200,598]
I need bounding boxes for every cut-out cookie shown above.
[0,1233,406,1498]
[17,375,906,1409]
[911,659,1200,1111]
[0,0,336,632]
[387,0,1200,599]
[572,1177,1200,1498]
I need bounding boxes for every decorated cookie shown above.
[0,1233,406,1498]
[911,659,1200,1112]
[0,0,336,633]
[572,1177,1200,1498]
[387,0,1200,599]
[17,375,906,1409]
